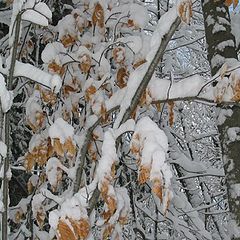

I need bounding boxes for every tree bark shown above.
[201,0,240,238]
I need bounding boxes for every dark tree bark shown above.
[201,0,240,239]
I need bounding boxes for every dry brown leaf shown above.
[225,0,235,6]
[178,0,192,24]
[85,85,97,101]
[102,224,114,239]
[133,59,147,69]
[48,61,65,76]
[36,208,45,229]
[79,54,92,73]
[15,210,23,224]
[57,220,76,240]
[168,100,175,127]
[154,102,162,112]
[41,88,57,105]
[70,218,90,240]
[63,85,76,97]
[112,47,125,64]
[92,2,105,28]
[24,153,36,171]
[63,137,76,157]
[53,138,64,157]
[231,75,240,101]
[61,34,77,48]
[152,178,164,203]
[138,165,150,184]
[116,67,129,88]
[27,179,34,194]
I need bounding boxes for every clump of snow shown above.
[217,108,233,125]
[0,73,13,112]
[22,1,52,26]
[41,42,66,64]
[14,61,62,93]
[49,118,74,144]
[227,127,240,142]
[96,130,118,186]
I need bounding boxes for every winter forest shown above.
[0,0,240,239]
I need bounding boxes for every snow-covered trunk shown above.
[201,0,237,76]
[201,1,240,238]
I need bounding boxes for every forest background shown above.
[0,0,240,239]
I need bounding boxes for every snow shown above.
[227,127,240,142]
[205,15,215,26]
[217,108,233,125]
[148,75,205,101]
[117,36,143,54]
[216,40,234,51]
[212,23,226,34]
[14,61,62,93]
[41,42,66,63]
[0,73,13,112]
[96,130,118,185]
[22,10,48,26]
[211,54,225,69]
[0,141,7,158]
[22,1,52,26]
[57,14,77,40]
[48,118,74,144]
[46,157,62,187]
[113,119,135,139]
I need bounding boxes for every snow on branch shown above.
[14,61,62,93]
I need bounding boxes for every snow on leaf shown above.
[49,118,74,144]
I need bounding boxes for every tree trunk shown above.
[201,0,240,238]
